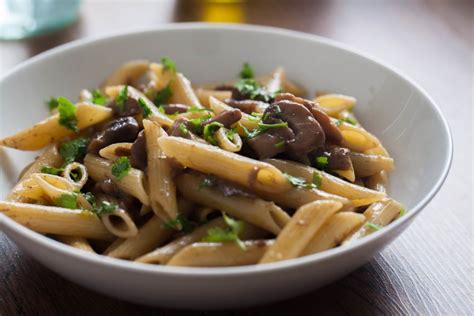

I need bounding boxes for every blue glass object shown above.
[0,0,81,40]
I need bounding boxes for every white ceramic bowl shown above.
[0,23,452,309]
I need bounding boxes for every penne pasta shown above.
[148,62,175,91]
[195,88,232,107]
[259,200,343,263]
[158,136,291,194]
[84,154,150,205]
[336,120,380,152]
[176,173,290,235]
[315,94,356,117]
[143,120,178,221]
[99,143,132,161]
[302,212,365,255]
[170,73,203,108]
[209,96,259,131]
[365,170,389,193]
[101,59,149,88]
[0,201,114,240]
[62,162,88,189]
[350,152,395,178]
[101,208,138,238]
[56,236,95,253]
[265,67,285,94]
[167,240,274,267]
[0,103,112,151]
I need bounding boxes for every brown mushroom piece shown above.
[87,117,140,154]
[247,126,295,159]
[275,93,343,144]
[224,99,269,114]
[161,103,189,115]
[215,85,243,100]
[269,100,326,155]
[201,109,242,128]
[130,130,147,171]
[310,146,352,170]
[168,117,194,139]
[110,98,141,117]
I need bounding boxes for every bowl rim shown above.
[0,22,453,277]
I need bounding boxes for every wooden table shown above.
[1,0,472,314]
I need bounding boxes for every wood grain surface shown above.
[0,0,472,315]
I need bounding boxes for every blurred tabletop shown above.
[0,0,472,315]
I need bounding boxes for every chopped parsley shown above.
[336,117,358,126]
[315,156,329,169]
[46,97,59,110]
[179,123,190,136]
[161,57,177,72]
[83,192,96,205]
[225,128,237,142]
[138,97,152,118]
[115,85,128,112]
[91,89,107,105]
[203,122,224,145]
[257,121,288,132]
[188,115,212,134]
[202,213,246,250]
[234,79,275,102]
[57,96,78,132]
[69,168,82,182]
[199,176,216,189]
[187,105,208,113]
[111,156,131,180]
[154,84,173,105]
[365,221,382,231]
[41,165,64,176]
[55,193,78,209]
[239,62,254,79]
[399,207,406,217]
[161,215,197,233]
[312,171,322,189]
[284,172,320,190]
[92,201,117,217]
[274,140,286,149]
[59,137,89,164]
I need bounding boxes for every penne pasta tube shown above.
[265,67,285,94]
[364,145,390,157]
[195,88,232,107]
[0,201,114,240]
[56,236,95,253]
[215,127,242,152]
[333,162,356,183]
[343,198,404,244]
[143,120,178,220]
[18,145,63,182]
[148,62,175,90]
[350,152,394,178]
[104,216,173,260]
[63,162,88,189]
[7,177,44,202]
[209,96,258,131]
[176,173,290,234]
[99,143,132,161]
[104,85,174,127]
[84,154,150,205]
[259,200,343,264]
[136,217,227,264]
[158,136,291,194]
[193,206,219,223]
[365,170,389,193]
[335,120,380,152]
[167,240,274,267]
[170,73,203,108]
[302,212,365,255]
[101,208,138,238]
[101,59,149,88]
[0,103,112,151]
[315,94,356,116]
[265,159,386,202]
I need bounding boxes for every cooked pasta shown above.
[0,59,404,267]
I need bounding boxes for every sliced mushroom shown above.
[87,117,140,154]
[310,146,352,171]
[247,126,295,159]
[224,99,269,114]
[111,97,141,117]
[161,103,189,115]
[130,130,147,171]
[202,109,242,128]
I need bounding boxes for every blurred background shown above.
[0,0,472,315]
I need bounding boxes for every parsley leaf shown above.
[92,201,117,217]
[91,89,107,105]
[46,97,59,110]
[199,176,216,189]
[55,193,78,209]
[225,128,237,142]
[111,156,131,180]
[161,57,177,72]
[138,97,152,118]
[365,221,382,231]
[258,121,288,132]
[57,96,78,132]
[239,62,254,79]
[187,105,207,113]
[399,207,406,217]
[284,173,307,187]
[202,213,246,250]
[115,85,128,112]
[315,156,329,169]
[234,79,275,102]
[179,123,190,136]
[161,215,197,233]
[59,137,89,164]
[274,140,286,149]
[203,122,224,145]
[312,171,322,188]
[337,117,358,126]
[41,165,64,176]
[154,84,173,105]
[83,192,96,205]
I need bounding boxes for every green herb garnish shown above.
[161,215,197,233]
[46,97,59,111]
[203,122,224,145]
[284,172,320,190]
[41,165,64,176]
[55,193,78,209]
[199,176,216,189]
[258,121,288,132]
[315,156,329,169]
[202,213,246,250]
[399,207,406,217]
[365,221,382,231]
[115,85,128,112]
[161,57,177,72]
[187,105,207,113]
[91,89,107,105]
[225,128,237,142]
[274,140,286,149]
[312,171,322,188]
[92,201,117,217]
[239,62,254,79]
[234,79,274,102]
[138,97,152,118]
[57,96,78,132]
[111,156,131,180]
[59,137,89,164]
[337,117,358,126]
[179,123,190,136]
[154,84,173,105]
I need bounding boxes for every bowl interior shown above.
[0,25,451,211]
